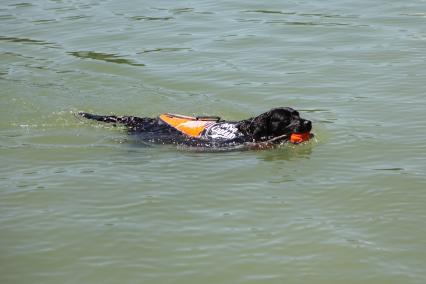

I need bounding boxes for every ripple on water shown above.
[8,3,34,8]
[67,51,145,67]
[130,15,174,21]
[0,36,59,48]
[137,48,192,54]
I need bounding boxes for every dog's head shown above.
[239,107,312,142]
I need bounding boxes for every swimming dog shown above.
[78,107,312,150]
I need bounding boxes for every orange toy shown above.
[290,132,311,144]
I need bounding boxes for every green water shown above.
[1,0,426,283]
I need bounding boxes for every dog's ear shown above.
[250,111,271,140]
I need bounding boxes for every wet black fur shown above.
[78,107,312,148]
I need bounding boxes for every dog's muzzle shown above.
[290,120,312,144]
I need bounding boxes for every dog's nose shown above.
[303,120,312,131]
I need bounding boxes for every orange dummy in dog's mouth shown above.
[289,132,311,144]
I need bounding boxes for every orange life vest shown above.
[159,113,216,138]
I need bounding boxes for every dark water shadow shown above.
[32,19,57,24]
[2,51,36,60]
[8,3,33,8]
[373,167,404,171]
[0,15,15,20]
[68,51,145,67]
[241,10,361,28]
[0,36,59,48]
[131,15,173,21]
[265,20,350,27]
[244,9,296,15]
[170,8,194,14]
[244,10,358,19]
[298,13,358,19]
[137,47,192,54]
[64,15,91,21]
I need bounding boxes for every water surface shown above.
[1,0,426,283]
